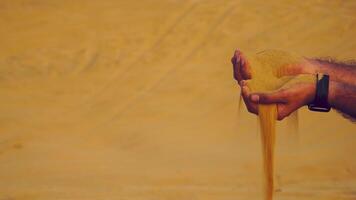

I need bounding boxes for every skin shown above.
[231,49,356,120]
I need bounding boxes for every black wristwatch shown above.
[308,73,331,112]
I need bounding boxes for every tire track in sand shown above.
[81,2,199,105]
[90,1,237,131]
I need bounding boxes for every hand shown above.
[241,80,316,120]
[231,49,257,115]
[231,49,318,120]
[231,49,252,85]
[231,49,317,83]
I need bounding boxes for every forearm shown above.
[306,58,356,118]
[329,81,356,118]
[309,59,356,85]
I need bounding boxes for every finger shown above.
[240,79,248,87]
[238,51,252,80]
[250,90,288,104]
[231,56,238,81]
[232,50,243,83]
[241,84,258,114]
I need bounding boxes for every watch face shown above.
[308,104,331,112]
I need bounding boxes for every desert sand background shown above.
[0,0,356,199]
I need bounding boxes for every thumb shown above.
[249,90,288,104]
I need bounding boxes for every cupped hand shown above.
[241,80,316,120]
[231,49,252,84]
[231,49,318,120]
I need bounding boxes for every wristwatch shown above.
[308,73,331,112]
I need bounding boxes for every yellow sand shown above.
[245,50,315,200]
[258,105,277,200]
[1,1,356,200]
[247,50,314,92]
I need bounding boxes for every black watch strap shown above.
[308,73,331,112]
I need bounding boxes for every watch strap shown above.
[308,73,331,112]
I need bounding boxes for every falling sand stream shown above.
[242,50,315,200]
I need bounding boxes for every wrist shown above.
[306,58,337,77]
[302,58,321,74]
[306,82,317,105]
[304,58,324,74]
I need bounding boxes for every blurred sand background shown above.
[0,0,356,199]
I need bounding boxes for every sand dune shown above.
[0,0,356,199]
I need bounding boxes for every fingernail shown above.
[251,94,259,102]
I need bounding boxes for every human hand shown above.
[231,49,318,120]
[231,49,257,114]
[240,80,316,120]
[231,49,317,82]
[231,49,252,85]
